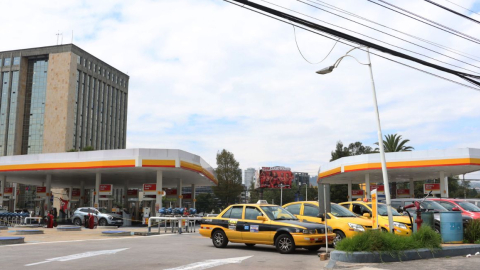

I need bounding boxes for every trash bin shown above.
[413,212,435,233]
[440,212,463,244]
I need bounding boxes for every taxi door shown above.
[240,206,271,243]
[300,203,325,224]
[222,205,243,241]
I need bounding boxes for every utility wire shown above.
[293,26,339,64]
[442,0,480,17]
[370,0,480,43]
[295,0,480,73]
[224,0,480,90]
[424,0,480,24]
[309,0,480,63]
[366,0,480,45]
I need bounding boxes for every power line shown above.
[366,0,480,45]
[294,0,480,74]
[370,0,480,43]
[423,0,480,24]
[309,0,480,63]
[224,0,480,91]
[293,26,339,64]
[442,0,480,17]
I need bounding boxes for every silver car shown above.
[71,207,123,227]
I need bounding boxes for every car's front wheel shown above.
[333,230,346,248]
[275,234,295,254]
[73,218,82,226]
[212,230,228,248]
[99,218,107,226]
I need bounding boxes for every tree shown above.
[374,134,414,152]
[330,141,350,162]
[212,149,244,208]
[195,193,217,214]
[348,141,374,156]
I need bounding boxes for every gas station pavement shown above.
[0,227,479,270]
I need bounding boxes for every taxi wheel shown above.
[245,244,256,247]
[333,231,345,248]
[275,234,295,254]
[212,230,228,248]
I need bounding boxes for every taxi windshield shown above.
[331,204,356,217]
[260,206,298,220]
[367,203,401,216]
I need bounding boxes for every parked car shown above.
[463,199,480,208]
[390,198,472,232]
[199,200,335,254]
[339,201,412,235]
[71,207,123,227]
[429,198,480,219]
[283,201,373,248]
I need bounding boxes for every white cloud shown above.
[1,0,479,176]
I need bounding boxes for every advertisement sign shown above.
[143,184,157,196]
[258,166,293,189]
[71,188,81,199]
[36,187,47,199]
[396,189,410,198]
[424,183,441,195]
[127,189,138,197]
[99,184,113,195]
[370,185,385,195]
[351,190,364,199]
[371,189,379,229]
[4,187,13,197]
[165,189,177,196]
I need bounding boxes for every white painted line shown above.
[164,256,253,270]
[25,248,129,266]
[0,232,190,248]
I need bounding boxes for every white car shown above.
[71,207,123,227]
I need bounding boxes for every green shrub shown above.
[464,219,480,243]
[336,226,441,257]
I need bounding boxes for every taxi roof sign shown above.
[256,200,268,205]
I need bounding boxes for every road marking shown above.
[25,248,129,266]
[164,256,252,270]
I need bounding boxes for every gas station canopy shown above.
[317,148,480,184]
[0,149,217,188]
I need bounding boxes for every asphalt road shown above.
[1,231,479,270]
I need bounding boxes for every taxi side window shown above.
[229,206,243,219]
[340,203,351,210]
[304,204,319,217]
[245,207,262,220]
[221,208,233,218]
[284,204,300,215]
[352,204,370,215]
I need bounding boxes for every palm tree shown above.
[374,134,414,152]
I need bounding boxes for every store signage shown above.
[351,190,364,199]
[127,189,138,197]
[396,189,410,198]
[72,188,81,199]
[143,184,157,196]
[4,187,13,197]
[424,183,440,195]
[99,184,113,195]
[370,185,385,195]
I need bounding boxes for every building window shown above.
[13,57,20,66]
[93,63,96,72]
[4,58,11,66]
[88,61,91,70]
[77,56,81,65]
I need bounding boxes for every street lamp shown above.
[304,182,308,201]
[316,47,395,233]
[280,184,284,206]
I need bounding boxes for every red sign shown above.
[424,183,441,195]
[143,184,157,195]
[4,187,13,195]
[259,166,293,189]
[351,190,364,199]
[165,189,177,196]
[72,189,81,197]
[396,189,410,198]
[127,189,138,196]
[99,184,113,195]
[370,185,385,195]
[37,187,46,193]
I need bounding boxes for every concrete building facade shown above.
[0,44,129,155]
[244,168,255,188]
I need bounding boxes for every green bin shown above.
[413,212,434,233]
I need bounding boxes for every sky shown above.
[0,0,479,179]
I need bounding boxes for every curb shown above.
[15,230,44,235]
[101,231,131,236]
[57,226,82,231]
[0,237,25,245]
[0,226,8,230]
[330,244,480,264]
[133,232,160,236]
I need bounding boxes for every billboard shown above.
[424,183,440,195]
[99,184,113,195]
[258,166,293,189]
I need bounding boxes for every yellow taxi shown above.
[339,201,412,235]
[199,200,336,254]
[283,201,373,248]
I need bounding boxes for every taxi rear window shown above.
[222,206,243,219]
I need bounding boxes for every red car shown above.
[429,198,480,220]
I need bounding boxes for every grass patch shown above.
[336,226,441,259]
[464,219,480,244]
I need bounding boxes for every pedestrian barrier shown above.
[0,212,29,227]
[147,216,201,234]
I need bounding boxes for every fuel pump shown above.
[142,206,150,225]
[403,191,432,231]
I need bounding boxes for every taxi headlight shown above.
[393,222,407,230]
[302,229,316,234]
[108,216,113,220]
[348,223,365,232]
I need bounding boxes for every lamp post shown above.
[280,184,284,206]
[316,47,395,233]
[305,182,308,201]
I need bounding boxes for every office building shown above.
[244,168,255,188]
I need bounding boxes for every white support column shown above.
[0,175,5,208]
[124,179,129,210]
[440,171,448,198]
[94,173,101,208]
[80,180,85,207]
[46,174,52,212]
[192,184,196,209]
[177,179,183,208]
[409,178,414,198]
[68,186,73,211]
[13,183,18,211]
[348,180,352,202]
[365,174,371,200]
[156,171,163,217]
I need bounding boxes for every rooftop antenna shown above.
[56,31,60,45]
[71,30,74,44]
[61,33,63,45]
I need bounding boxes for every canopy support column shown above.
[440,171,448,198]
[46,175,52,212]
[156,171,163,216]
[192,184,196,209]
[177,179,183,208]
[348,180,352,202]
[365,174,371,200]
[409,178,414,198]
[94,173,101,208]
[80,180,85,207]
[0,175,5,209]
